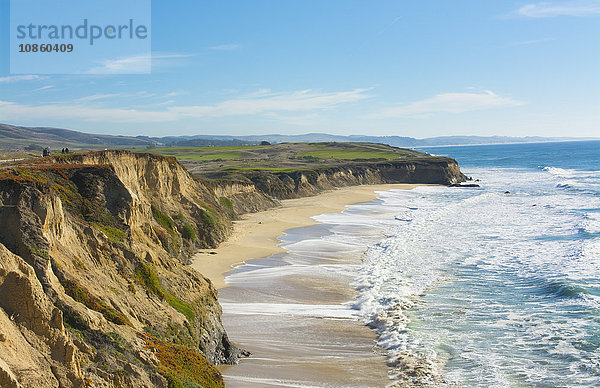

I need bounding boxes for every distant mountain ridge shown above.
[0,123,595,151]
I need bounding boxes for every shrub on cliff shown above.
[140,333,224,388]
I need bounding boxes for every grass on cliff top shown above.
[298,149,401,160]
[134,142,423,162]
[134,147,255,161]
[131,142,434,178]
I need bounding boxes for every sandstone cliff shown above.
[0,149,466,387]
[198,157,466,200]
[0,151,243,387]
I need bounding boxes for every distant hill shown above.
[176,133,597,147]
[0,123,595,151]
[0,123,157,150]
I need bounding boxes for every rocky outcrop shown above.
[207,179,279,214]
[0,243,81,387]
[0,151,241,387]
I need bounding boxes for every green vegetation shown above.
[185,152,245,161]
[60,277,131,326]
[137,145,266,152]
[3,165,132,250]
[219,197,233,210]
[135,263,195,321]
[29,245,49,259]
[181,224,196,240]
[134,147,253,161]
[298,149,398,160]
[135,262,164,298]
[165,294,195,322]
[151,205,176,232]
[199,209,216,227]
[140,333,224,388]
[92,223,125,244]
[129,142,446,186]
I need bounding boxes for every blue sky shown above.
[0,0,598,138]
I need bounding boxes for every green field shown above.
[131,142,435,178]
[298,150,397,160]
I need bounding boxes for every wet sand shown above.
[191,184,417,289]
[190,184,418,387]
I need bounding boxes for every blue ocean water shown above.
[221,140,600,386]
[350,140,600,386]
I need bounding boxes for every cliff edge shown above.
[0,147,466,387]
[0,151,243,387]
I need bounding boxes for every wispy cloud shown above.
[0,100,177,122]
[87,53,194,74]
[516,1,600,17]
[506,38,556,46]
[0,88,371,123]
[0,75,47,83]
[375,90,525,118]
[170,89,372,117]
[32,85,55,92]
[378,16,403,35]
[209,44,241,51]
[75,93,124,102]
[73,91,158,103]
[87,54,151,74]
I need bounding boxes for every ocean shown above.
[353,140,600,386]
[220,140,600,387]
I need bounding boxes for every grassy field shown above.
[131,142,436,177]
[135,142,423,160]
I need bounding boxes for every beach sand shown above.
[191,183,417,289]
[191,184,418,387]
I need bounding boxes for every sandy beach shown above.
[191,183,417,289]
[190,183,419,387]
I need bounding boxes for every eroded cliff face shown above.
[0,150,466,387]
[215,158,467,200]
[0,151,241,387]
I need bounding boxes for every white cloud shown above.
[507,38,556,46]
[75,93,124,102]
[86,54,193,74]
[73,91,172,103]
[0,88,371,123]
[517,1,600,17]
[32,85,55,92]
[87,54,151,74]
[377,90,525,118]
[0,100,177,122]
[170,89,372,117]
[0,75,47,83]
[209,44,241,51]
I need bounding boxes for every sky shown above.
[0,0,599,138]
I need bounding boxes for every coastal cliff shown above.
[0,148,465,387]
[0,151,241,387]
[198,158,466,201]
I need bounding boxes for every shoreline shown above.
[207,183,421,386]
[191,183,418,289]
